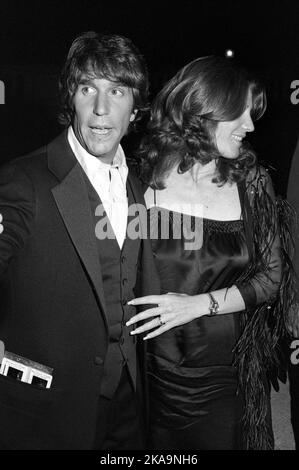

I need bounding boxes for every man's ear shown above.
[130,109,138,122]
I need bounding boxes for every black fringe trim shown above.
[233,167,297,449]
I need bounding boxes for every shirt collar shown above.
[67,125,128,183]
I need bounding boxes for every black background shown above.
[0,0,298,195]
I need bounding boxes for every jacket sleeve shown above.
[287,138,299,301]
[233,165,296,449]
[0,161,36,275]
[236,166,282,308]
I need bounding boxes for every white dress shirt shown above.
[67,126,128,249]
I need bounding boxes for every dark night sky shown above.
[0,0,298,194]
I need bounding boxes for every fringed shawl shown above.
[234,165,296,449]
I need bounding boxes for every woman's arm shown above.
[235,165,282,308]
[126,286,246,340]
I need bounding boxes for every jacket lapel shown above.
[48,131,108,328]
[127,172,160,296]
[127,171,148,240]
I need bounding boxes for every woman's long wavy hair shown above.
[138,56,267,188]
[58,31,149,131]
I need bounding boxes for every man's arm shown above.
[0,162,36,275]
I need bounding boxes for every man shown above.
[0,31,159,450]
[287,133,299,449]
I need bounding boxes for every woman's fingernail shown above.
[127,300,134,305]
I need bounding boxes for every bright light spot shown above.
[225,49,234,58]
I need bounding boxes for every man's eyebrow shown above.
[78,76,95,85]
[109,80,126,86]
[78,76,127,86]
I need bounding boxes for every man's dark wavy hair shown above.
[58,31,149,130]
[138,56,267,188]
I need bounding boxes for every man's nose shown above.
[93,93,109,116]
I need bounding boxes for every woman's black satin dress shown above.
[147,207,249,450]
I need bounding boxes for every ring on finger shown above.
[158,315,166,326]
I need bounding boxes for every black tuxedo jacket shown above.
[0,130,159,449]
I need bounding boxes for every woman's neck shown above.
[166,160,216,185]
[190,160,217,181]
[165,160,217,186]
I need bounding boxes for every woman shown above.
[126,56,294,450]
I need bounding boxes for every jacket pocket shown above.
[0,374,62,449]
[0,372,61,416]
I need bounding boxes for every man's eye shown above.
[81,86,96,95]
[111,88,124,96]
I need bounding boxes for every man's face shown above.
[72,76,136,164]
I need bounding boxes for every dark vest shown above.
[83,171,141,399]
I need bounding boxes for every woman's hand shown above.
[126,293,208,340]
